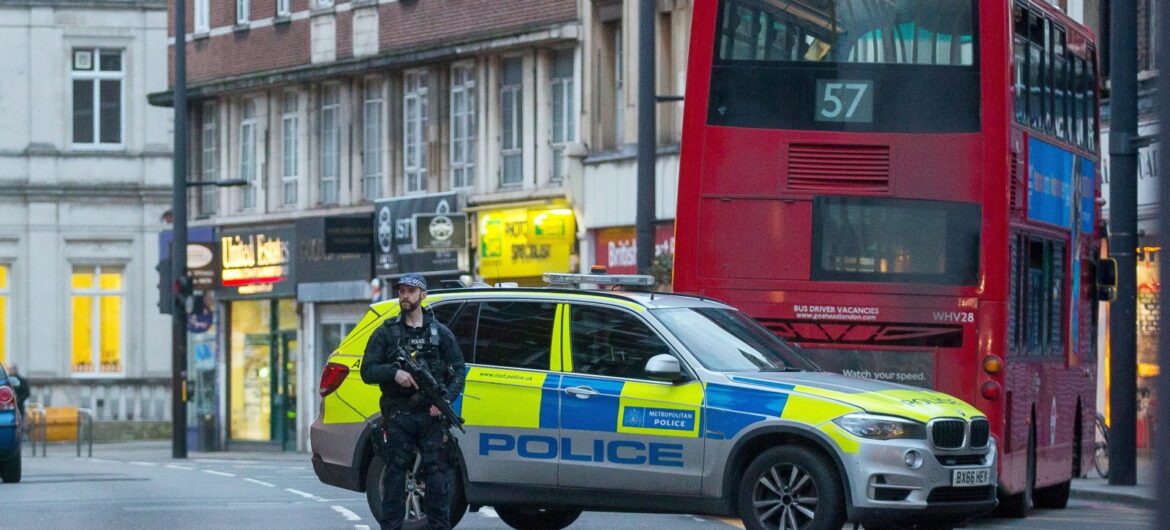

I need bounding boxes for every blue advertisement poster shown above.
[1027,138,1075,229]
[1078,157,1096,234]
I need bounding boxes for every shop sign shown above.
[374,192,463,276]
[414,211,467,251]
[324,216,374,254]
[478,203,576,280]
[218,225,296,299]
[296,215,371,284]
[593,223,676,275]
[158,228,220,314]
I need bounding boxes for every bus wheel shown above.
[738,446,845,530]
[996,427,1035,518]
[1033,479,1070,509]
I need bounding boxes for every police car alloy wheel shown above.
[738,446,845,530]
[364,456,466,530]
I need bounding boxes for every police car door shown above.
[458,300,561,486]
[557,303,704,494]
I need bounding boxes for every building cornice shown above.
[149,20,580,107]
[0,181,172,201]
[0,147,172,159]
[0,0,165,10]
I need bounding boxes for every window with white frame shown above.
[0,265,8,366]
[500,57,524,186]
[72,48,124,148]
[363,79,385,201]
[71,265,124,375]
[320,85,340,204]
[281,92,298,206]
[200,101,219,216]
[403,71,429,194]
[613,26,624,146]
[549,49,575,183]
[450,63,477,189]
[276,0,291,17]
[239,99,258,209]
[237,0,250,24]
[195,0,210,33]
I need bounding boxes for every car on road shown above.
[0,364,22,483]
[311,273,996,530]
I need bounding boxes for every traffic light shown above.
[156,259,172,314]
[174,274,194,297]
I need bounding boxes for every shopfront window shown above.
[230,299,298,445]
[71,265,124,374]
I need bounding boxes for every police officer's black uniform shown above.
[361,306,465,530]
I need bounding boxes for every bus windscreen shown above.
[709,0,980,133]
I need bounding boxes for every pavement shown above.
[26,440,1159,510]
[1069,449,1156,509]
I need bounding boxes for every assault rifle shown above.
[397,349,466,433]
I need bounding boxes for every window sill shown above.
[351,0,376,7]
[273,14,292,25]
[310,5,335,16]
[192,31,210,40]
[233,22,251,32]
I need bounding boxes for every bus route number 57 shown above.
[815,80,874,123]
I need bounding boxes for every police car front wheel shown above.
[738,446,846,530]
[494,506,581,530]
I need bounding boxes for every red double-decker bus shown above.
[673,0,1103,516]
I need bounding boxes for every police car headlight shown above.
[833,414,927,440]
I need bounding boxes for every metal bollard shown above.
[76,408,93,458]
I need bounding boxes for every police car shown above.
[311,273,996,530]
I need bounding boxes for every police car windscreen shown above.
[653,308,817,372]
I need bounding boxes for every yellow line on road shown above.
[712,516,744,528]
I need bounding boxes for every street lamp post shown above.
[171,0,189,460]
[169,0,248,456]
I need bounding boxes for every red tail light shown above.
[319,362,350,397]
[0,385,14,410]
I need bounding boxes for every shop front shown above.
[160,227,221,451]
[217,224,299,451]
[591,221,676,288]
[295,214,373,450]
[475,201,577,286]
[374,192,468,293]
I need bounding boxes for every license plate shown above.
[951,468,991,487]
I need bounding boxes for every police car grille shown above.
[927,486,995,503]
[969,418,990,448]
[935,454,986,466]
[931,420,966,449]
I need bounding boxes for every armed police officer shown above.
[361,273,465,530]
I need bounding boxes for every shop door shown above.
[273,330,298,451]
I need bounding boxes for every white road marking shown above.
[129,461,157,467]
[332,505,362,521]
[165,464,194,470]
[354,526,371,530]
[243,477,275,487]
[478,506,499,518]
[202,469,236,477]
[89,458,112,463]
[285,488,325,501]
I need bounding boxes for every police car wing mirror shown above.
[645,354,687,384]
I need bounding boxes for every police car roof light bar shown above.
[542,272,656,289]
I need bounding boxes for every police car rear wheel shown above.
[365,456,467,529]
[494,506,581,530]
[739,446,845,530]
